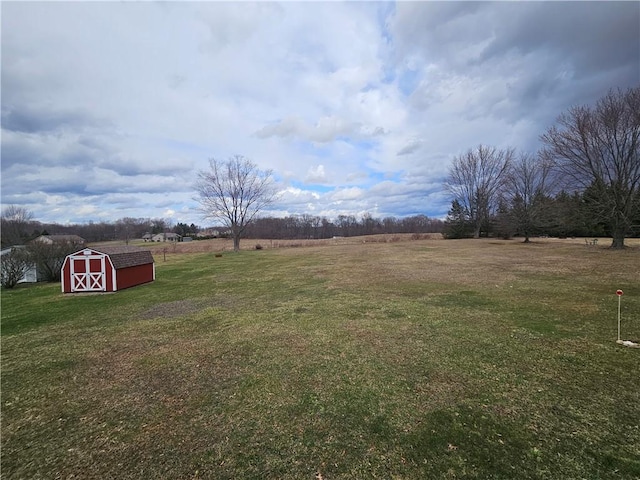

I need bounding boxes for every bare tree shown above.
[1,247,31,288]
[27,240,77,282]
[541,87,640,248]
[445,145,513,238]
[1,205,35,248]
[150,218,169,235]
[115,217,148,245]
[336,215,357,237]
[311,215,322,239]
[195,155,276,252]
[504,153,556,243]
[360,212,383,235]
[299,214,315,239]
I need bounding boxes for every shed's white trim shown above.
[112,263,117,291]
[69,252,106,292]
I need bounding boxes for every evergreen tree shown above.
[443,200,473,239]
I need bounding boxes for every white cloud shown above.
[254,115,386,145]
[305,165,329,184]
[330,187,365,202]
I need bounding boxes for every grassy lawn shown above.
[2,238,639,479]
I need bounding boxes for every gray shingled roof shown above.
[91,246,154,269]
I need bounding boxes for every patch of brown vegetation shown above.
[311,237,639,290]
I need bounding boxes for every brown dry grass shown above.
[271,236,640,290]
[129,232,444,254]
[3,236,640,479]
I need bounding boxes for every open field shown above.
[117,232,447,253]
[122,233,637,254]
[2,237,639,479]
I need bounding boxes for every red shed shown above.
[61,246,155,293]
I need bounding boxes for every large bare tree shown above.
[445,145,513,238]
[195,155,276,252]
[541,86,640,248]
[504,152,556,243]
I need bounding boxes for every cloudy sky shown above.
[2,1,639,226]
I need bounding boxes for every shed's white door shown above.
[70,254,106,292]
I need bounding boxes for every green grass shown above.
[2,239,640,479]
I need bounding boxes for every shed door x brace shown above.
[70,254,106,292]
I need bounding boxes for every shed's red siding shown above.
[115,263,154,290]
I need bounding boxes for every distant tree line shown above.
[1,206,442,251]
[245,213,443,240]
[0,211,201,248]
[443,86,640,248]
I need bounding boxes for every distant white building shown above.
[33,234,86,246]
[151,232,182,242]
